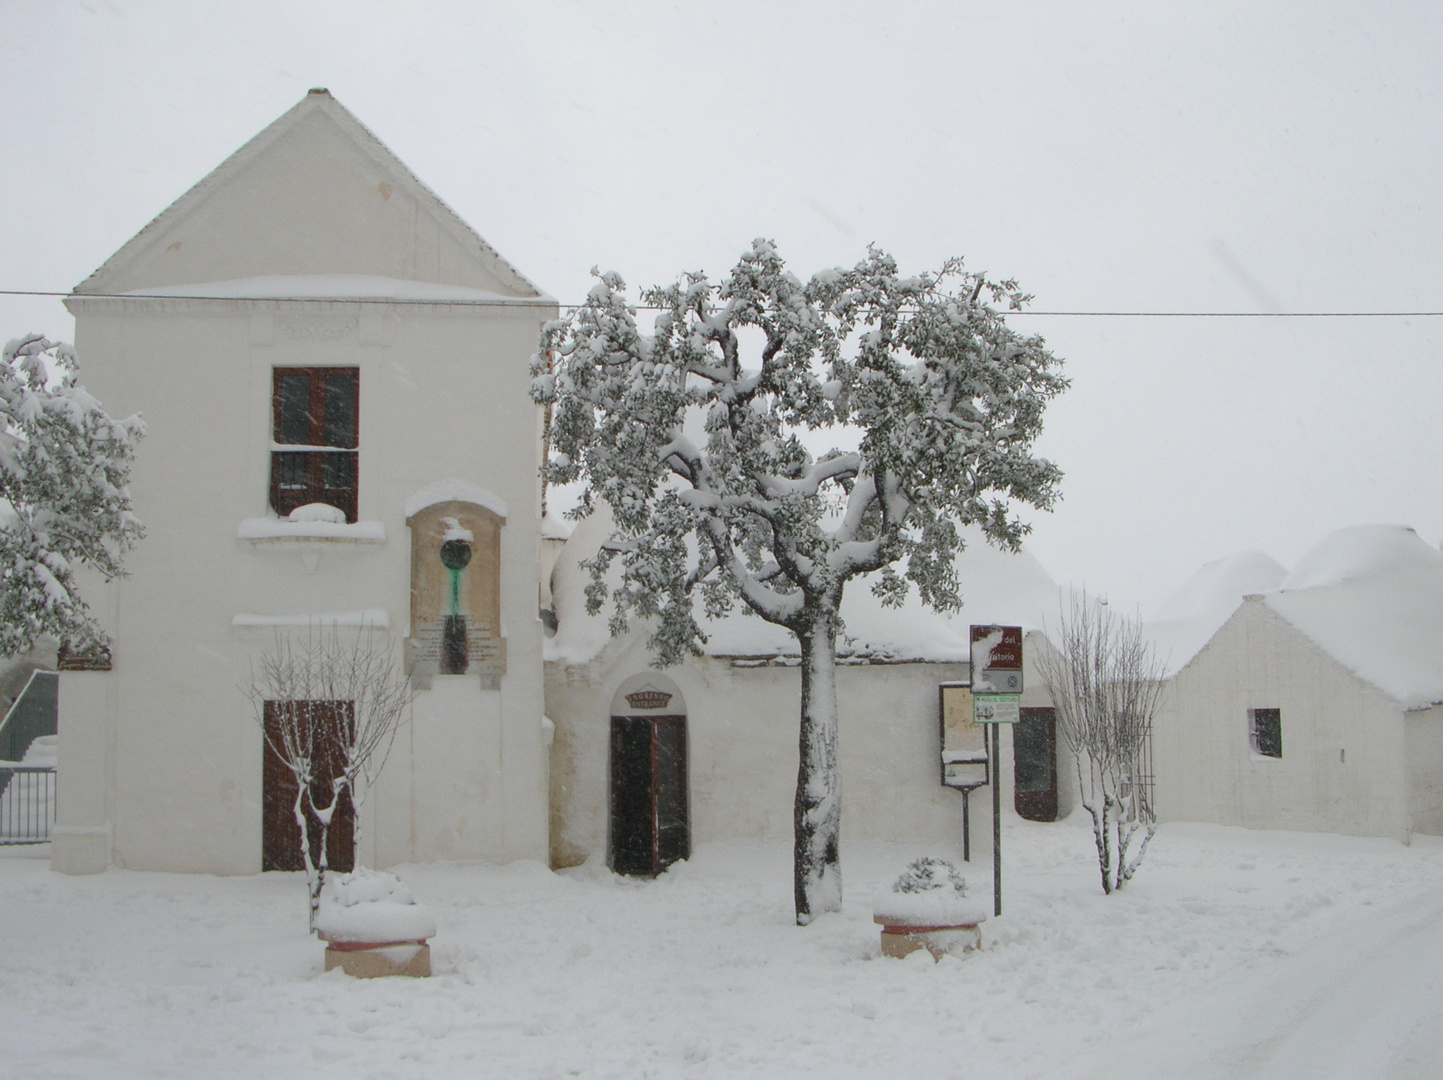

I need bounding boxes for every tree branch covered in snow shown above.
[533,242,1066,922]
[1037,596,1166,894]
[0,335,144,658]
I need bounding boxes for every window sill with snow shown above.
[238,503,386,545]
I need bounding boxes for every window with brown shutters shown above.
[270,367,359,522]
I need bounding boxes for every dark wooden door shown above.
[609,715,689,876]
[262,701,356,873]
[1013,707,1058,822]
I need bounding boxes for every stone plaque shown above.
[625,688,673,711]
[407,499,505,679]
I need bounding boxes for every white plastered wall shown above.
[56,295,553,874]
[1153,598,1410,841]
[1404,703,1443,837]
[546,629,1065,870]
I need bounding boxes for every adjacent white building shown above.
[1150,525,1443,842]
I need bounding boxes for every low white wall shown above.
[547,633,1064,870]
[1405,704,1443,837]
[51,669,116,874]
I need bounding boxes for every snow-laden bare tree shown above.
[533,242,1067,923]
[0,335,144,658]
[246,627,412,929]
[1037,597,1165,894]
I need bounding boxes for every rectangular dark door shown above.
[262,701,356,873]
[609,715,689,876]
[1013,707,1058,822]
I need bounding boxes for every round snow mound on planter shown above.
[315,868,437,944]
[872,888,990,928]
[872,858,988,927]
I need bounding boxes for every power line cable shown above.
[2,288,1440,317]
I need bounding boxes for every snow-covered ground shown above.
[3,815,1442,1079]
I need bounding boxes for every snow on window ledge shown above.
[237,518,386,543]
[231,609,389,630]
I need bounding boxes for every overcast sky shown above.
[2,1,1440,614]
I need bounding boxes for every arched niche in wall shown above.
[608,673,689,877]
[405,481,506,688]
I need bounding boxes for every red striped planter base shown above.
[876,922,981,960]
[322,940,431,978]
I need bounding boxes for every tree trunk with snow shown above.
[794,609,842,923]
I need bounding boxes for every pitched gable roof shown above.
[75,89,545,300]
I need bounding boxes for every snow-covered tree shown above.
[246,627,412,929]
[1037,596,1165,894]
[535,242,1067,923]
[0,334,144,659]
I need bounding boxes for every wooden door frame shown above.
[608,713,690,876]
[1013,706,1059,823]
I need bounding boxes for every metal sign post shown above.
[938,682,987,861]
[993,722,1001,916]
[971,626,1023,918]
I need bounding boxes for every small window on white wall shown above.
[1250,708,1282,758]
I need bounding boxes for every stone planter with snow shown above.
[314,868,437,978]
[873,857,988,961]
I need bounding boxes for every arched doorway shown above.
[608,674,689,876]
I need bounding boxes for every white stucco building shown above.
[1149,525,1443,842]
[51,90,557,875]
[46,95,1443,877]
[37,91,1162,881]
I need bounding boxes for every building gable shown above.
[75,90,543,299]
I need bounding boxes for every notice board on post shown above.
[939,682,988,789]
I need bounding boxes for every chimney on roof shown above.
[308,87,330,96]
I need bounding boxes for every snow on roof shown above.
[541,512,574,541]
[121,275,552,304]
[1261,525,1443,709]
[545,504,1062,667]
[1145,549,1288,675]
[403,480,508,521]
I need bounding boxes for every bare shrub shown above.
[1038,596,1165,894]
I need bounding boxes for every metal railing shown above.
[0,765,55,844]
